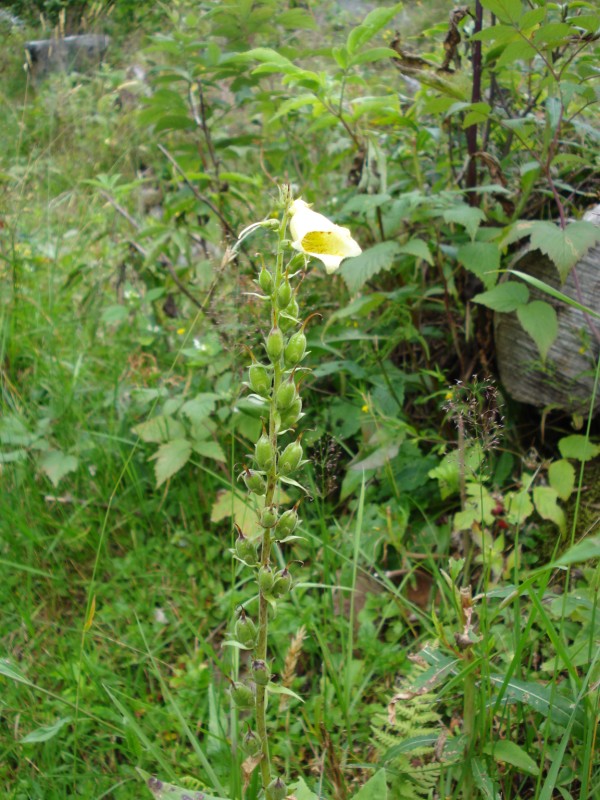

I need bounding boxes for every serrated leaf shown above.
[443,205,486,240]
[457,242,500,289]
[38,450,78,487]
[516,300,558,362]
[473,281,529,312]
[558,435,600,462]
[180,393,219,425]
[351,769,388,800]
[192,439,226,463]
[480,0,523,23]
[533,486,565,534]
[340,241,400,293]
[548,459,576,501]
[151,439,191,487]
[21,717,72,744]
[397,238,433,265]
[529,221,600,283]
[346,3,403,54]
[132,415,185,444]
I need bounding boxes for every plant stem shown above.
[255,204,289,791]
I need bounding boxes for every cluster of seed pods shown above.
[230,196,310,800]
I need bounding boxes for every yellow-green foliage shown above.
[371,683,442,800]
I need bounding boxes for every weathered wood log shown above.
[25,34,110,78]
[495,205,600,415]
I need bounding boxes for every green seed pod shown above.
[255,433,275,471]
[248,363,271,397]
[276,280,292,309]
[283,329,306,368]
[275,507,299,538]
[243,729,261,757]
[251,659,270,686]
[266,777,288,800]
[278,439,303,476]
[242,469,267,495]
[279,397,302,428]
[235,610,257,648]
[266,326,284,363]
[235,529,258,565]
[258,565,275,594]
[258,268,274,295]
[272,568,293,597]
[259,505,278,529]
[231,681,254,710]
[275,379,297,410]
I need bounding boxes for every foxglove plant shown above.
[230,187,361,798]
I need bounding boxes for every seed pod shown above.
[266,777,288,800]
[242,469,266,495]
[275,379,297,410]
[275,507,299,538]
[235,528,258,565]
[266,326,284,363]
[258,268,274,294]
[276,280,292,309]
[283,329,306,368]
[255,432,275,471]
[243,729,261,757]
[231,681,254,710]
[279,299,299,333]
[272,567,293,597]
[258,565,275,594]
[251,659,270,686]
[248,363,271,397]
[279,397,302,428]
[259,505,278,528]
[278,439,303,476]
[235,609,257,648]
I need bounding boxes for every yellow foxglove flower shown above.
[289,199,361,274]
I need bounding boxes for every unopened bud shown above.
[258,565,275,594]
[266,777,287,800]
[235,529,258,565]
[278,439,303,476]
[272,567,293,597]
[255,433,275,471]
[275,379,297,410]
[231,681,254,710]
[259,505,278,528]
[235,609,257,648]
[251,659,270,686]
[266,327,284,363]
[258,268,274,294]
[275,507,299,538]
[248,363,271,397]
[242,468,266,495]
[243,729,261,756]
[283,329,306,367]
[279,397,302,428]
[276,281,292,309]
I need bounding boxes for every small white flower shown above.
[289,199,362,274]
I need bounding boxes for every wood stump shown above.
[495,205,600,415]
[25,34,110,79]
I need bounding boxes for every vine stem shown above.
[255,202,290,790]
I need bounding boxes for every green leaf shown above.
[349,46,400,67]
[151,439,192,486]
[290,778,319,800]
[351,769,388,800]
[457,242,500,289]
[346,4,403,54]
[496,39,537,68]
[192,439,226,463]
[132,415,185,444]
[558,434,600,462]
[340,242,400,293]
[480,0,523,23]
[554,535,600,567]
[397,238,433,265]
[548,459,576,501]
[472,758,502,800]
[443,205,486,240]
[516,300,558,362]
[21,716,72,744]
[533,486,566,534]
[180,393,219,425]
[137,768,230,800]
[473,282,529,312]
[505,489,534,526]
[529,221,600,283]
[38,450,78,487]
